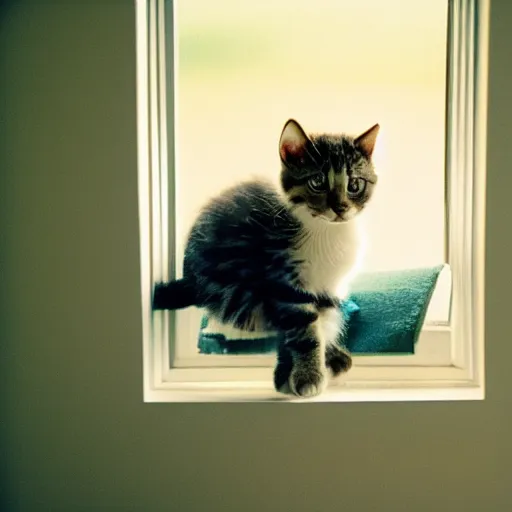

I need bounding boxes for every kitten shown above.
[153,119,379,397]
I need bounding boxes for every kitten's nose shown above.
[333,202,349,215]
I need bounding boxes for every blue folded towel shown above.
[198,265,445,355]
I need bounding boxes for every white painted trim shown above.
[445,0,488,391]
[135,0,154,396]
[136,0,488,403]
[144,380,483,403]
[161,364,470,386]
[471,0,489,397]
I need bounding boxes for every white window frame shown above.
[136,0,489,402]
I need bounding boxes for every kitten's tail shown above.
[152,278,197,310]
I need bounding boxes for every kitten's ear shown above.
[354,124,380,158]
[279,119,321,168]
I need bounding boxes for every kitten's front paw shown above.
[289,366,327,398]
[326,345,352,377]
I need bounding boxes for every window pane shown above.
[173,0,448,356]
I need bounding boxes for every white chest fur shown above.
[292,206,365,298]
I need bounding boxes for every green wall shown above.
[1,1,511,510]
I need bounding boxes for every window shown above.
[136,0,488,402]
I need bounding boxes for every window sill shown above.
[144,323,483,402]
[144,377,484,403]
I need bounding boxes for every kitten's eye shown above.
[308,173,327,192]
[347,178,366,197]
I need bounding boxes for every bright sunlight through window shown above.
[173,0,450,356]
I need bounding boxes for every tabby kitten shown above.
[153,119,379,397]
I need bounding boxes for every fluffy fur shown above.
[153,119,379,397]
